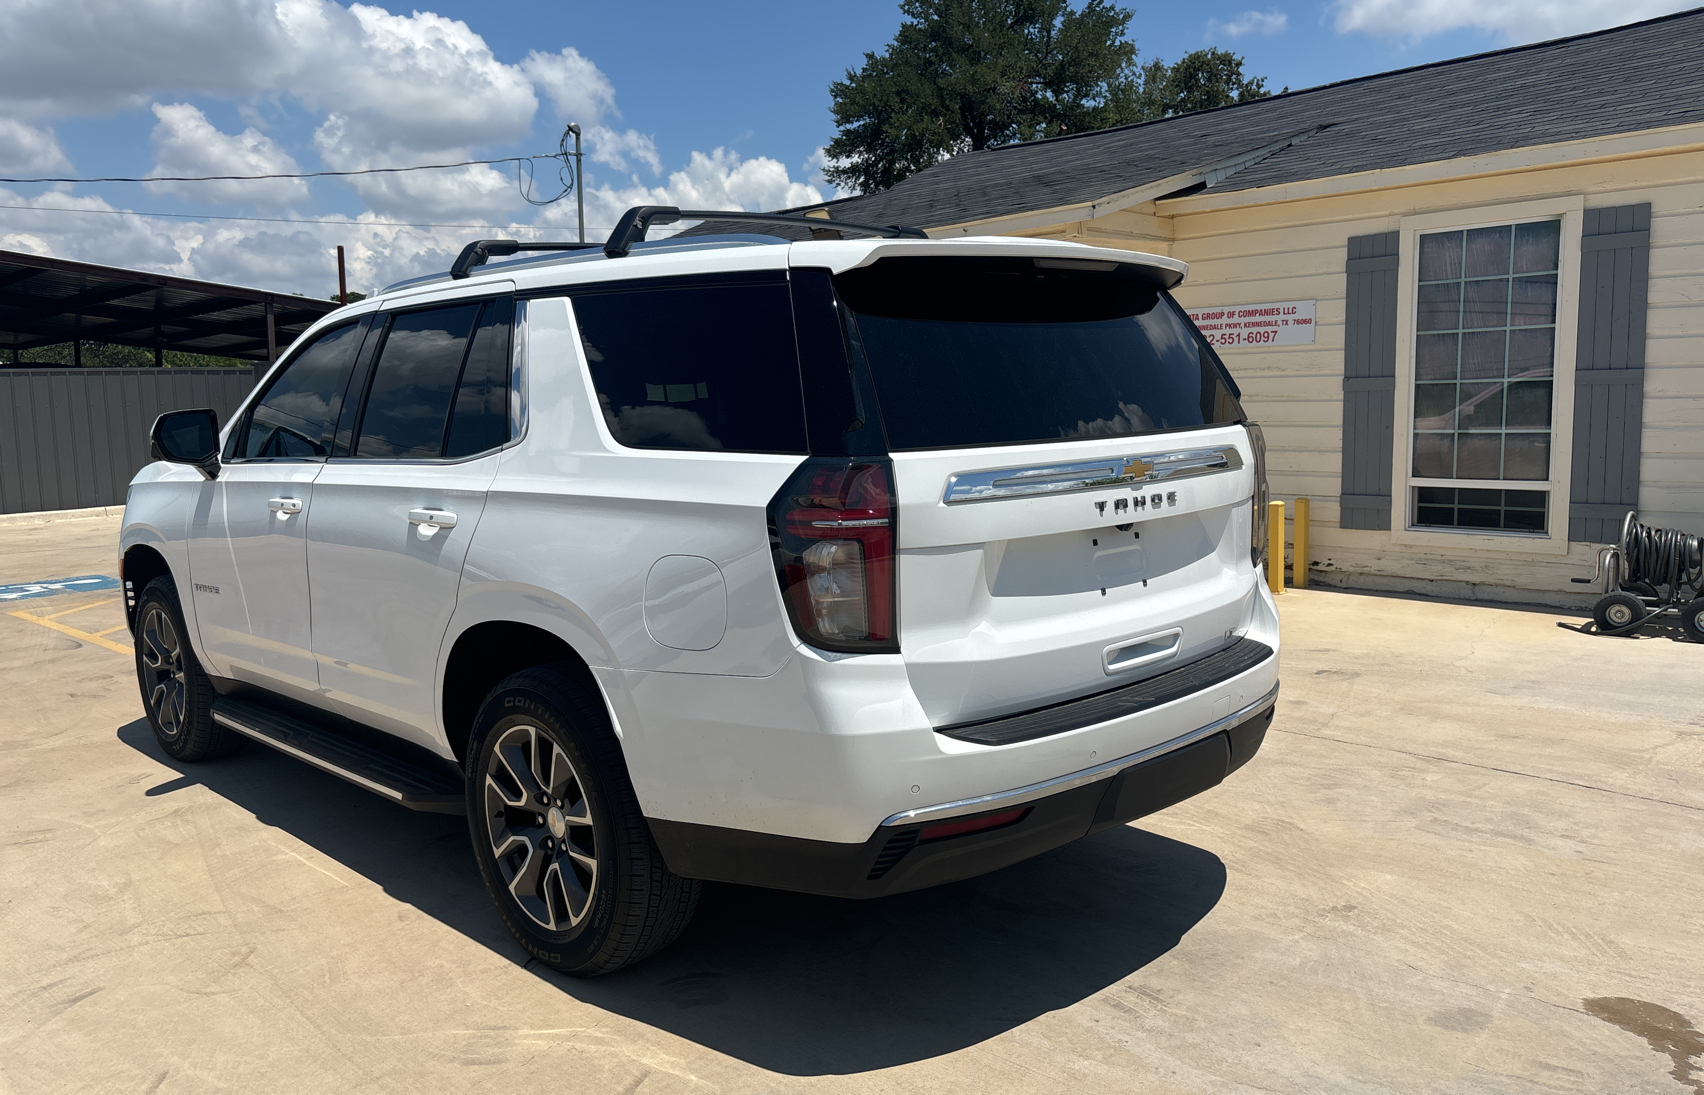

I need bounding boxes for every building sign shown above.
[1184,300,1316,348]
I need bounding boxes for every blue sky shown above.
[0,0,1688,296]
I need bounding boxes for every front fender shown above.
[121,466,214,670]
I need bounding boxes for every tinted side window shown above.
[354,304,481,459]
[236,321,365,459]
[572,280,807,453]
[444,298,513,458]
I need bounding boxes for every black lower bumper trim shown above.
[935,637,1275,747]
[649,700,1275,898]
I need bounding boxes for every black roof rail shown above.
[602,206,929,258]
[450,239,600,279]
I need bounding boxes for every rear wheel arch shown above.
[441,621,605,766]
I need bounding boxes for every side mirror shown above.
[151,408,221,480]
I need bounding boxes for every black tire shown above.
[465,664,700,976]
[1592,591,1647,635]
[133,576,230,760]
[1680,599,1704,643]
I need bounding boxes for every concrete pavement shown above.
[1,512,1700,1093]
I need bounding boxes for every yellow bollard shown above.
[1293,496,1310,589]
[1267,499,1286,595]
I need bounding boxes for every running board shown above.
[211,697,466,815]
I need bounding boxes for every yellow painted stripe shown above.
[92,624,130,638]
[41,597,120,620]
[9,610,134,655]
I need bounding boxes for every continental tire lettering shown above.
[518,938,562,964]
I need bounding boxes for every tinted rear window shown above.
[572,278,807,454]
[835,257,1243,451]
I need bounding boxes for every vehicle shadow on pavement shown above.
[119,718,1225,1075]
[582,827,1226,1074]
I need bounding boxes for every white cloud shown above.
[530,148,825,238]
[0,187,479,296]
[521,47,616,123]
[0,2,833,292]
[145,104,308,207]
[1207,9,1289,37]
[586,126,662,175]
[0,0,290,118]
[293,3,539,153]
[0,119,70,175]
[803,147,859,200]
[1330,0,1686,41]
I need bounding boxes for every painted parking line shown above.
[9,596,133,656]
[0,575,121,602]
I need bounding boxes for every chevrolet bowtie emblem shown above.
[1120,457,1154,480]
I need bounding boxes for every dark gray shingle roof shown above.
[707,8,1704,235]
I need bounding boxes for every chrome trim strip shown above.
[212,710,407,803]
[879,681,1279,828]
[943,446,1243,504]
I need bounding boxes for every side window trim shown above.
[508,298,528,446]
[329,316,385,458]
[340,313,393,459]
[435,300,491,458]
[443,294,518,460]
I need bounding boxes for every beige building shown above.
[779,12,1704,606]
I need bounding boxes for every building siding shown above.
[1063,142,1704,604]
[0,368,258,514]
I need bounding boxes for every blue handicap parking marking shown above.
[0,575,121,602]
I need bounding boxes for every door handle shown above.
[408,508,457,539]
[268,497,303,520]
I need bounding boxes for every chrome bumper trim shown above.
[879,680,1280,828]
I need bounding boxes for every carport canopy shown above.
[0,249,339,365]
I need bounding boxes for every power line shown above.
[1,124,587,231]
[0,201,569,232]
[0,154,556,185]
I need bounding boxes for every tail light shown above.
[1247,423,1270,567]
[768,458,899,654]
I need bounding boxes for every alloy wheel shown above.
[140,605,188,738]
[483,724,598,931]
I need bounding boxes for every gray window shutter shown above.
[1340,231,1399,530]
[1569,204,1651,543]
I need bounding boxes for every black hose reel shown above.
[1573,511,1704,639]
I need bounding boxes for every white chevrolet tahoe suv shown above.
[122,206,1280,975]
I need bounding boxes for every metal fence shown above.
[0,367,258,514]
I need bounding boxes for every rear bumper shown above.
[649,692,1273,898]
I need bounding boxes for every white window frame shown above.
[1390,196,1584,556]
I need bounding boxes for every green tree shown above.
[825,2,1275,194]
[1142,48,1272,118]
[825,0,1145,194]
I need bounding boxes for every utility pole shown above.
[566,123,584,243]
[336,245,348,305]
